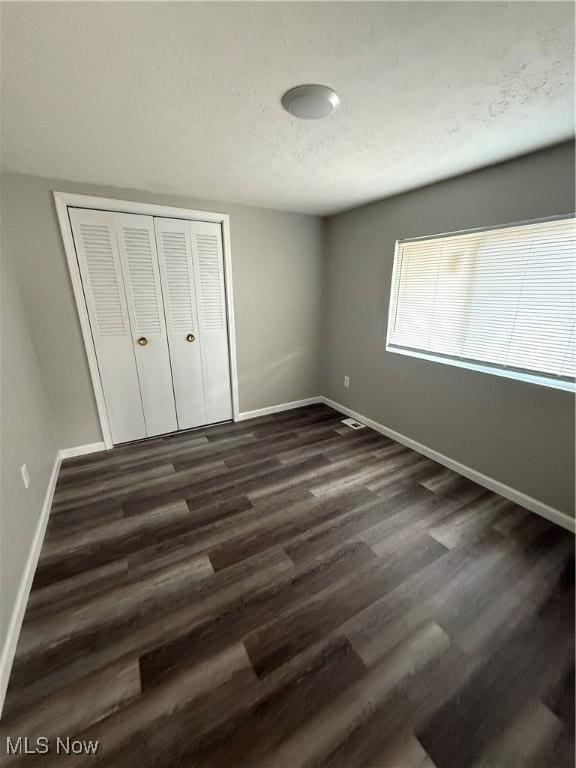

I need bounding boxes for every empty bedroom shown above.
[0,1,574,766]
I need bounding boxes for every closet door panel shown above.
[69,208,146,444]
[154,217,206,430]
[190,221,233,423]
[116,213,178,437]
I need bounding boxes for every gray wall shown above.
[0,236,57,656]
[322,142,575,516]
[1,173,324,448]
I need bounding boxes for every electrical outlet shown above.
[343,376,350,388]
[21,463,30,490]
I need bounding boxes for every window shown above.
[386,216,576,391]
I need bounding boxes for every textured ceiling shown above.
[1,2,574,215]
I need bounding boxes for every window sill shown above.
[386,345,576,393]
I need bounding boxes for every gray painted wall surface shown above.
[1,236,57,650]
[1,173,324,448]
[322,143,575,516]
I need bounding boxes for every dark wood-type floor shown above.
[2,404,574,767]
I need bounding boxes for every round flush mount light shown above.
[281,84,340,120]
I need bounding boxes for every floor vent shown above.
[342,417,366,430]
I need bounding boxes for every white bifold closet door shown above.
[70,207,232,444]
[69,208,146,443]
[70,208,178,443]
[115,212,178,437]
[155,217,232,427]
[154,217,205,429]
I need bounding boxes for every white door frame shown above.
[54,191,240,449]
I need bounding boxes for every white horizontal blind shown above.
[387,217,576,384]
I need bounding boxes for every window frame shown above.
[385,214,576,393]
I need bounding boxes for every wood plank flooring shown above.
[1,404,574,767]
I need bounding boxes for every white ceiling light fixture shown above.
[281,84,340,120]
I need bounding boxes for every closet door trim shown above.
[54,191,240,449]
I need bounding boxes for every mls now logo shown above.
[5,736,100,756]
[5,738,49,755]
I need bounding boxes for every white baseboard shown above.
[321,396,575,534]
[0,451,62,716]
[237,397,323,421]
[59,442,106,459]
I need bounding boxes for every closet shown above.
[69,208,232,444]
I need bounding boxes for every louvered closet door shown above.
[190,221,233,423]
[115,213,178,437]
[154,217,206,429]
[69,208,146,444]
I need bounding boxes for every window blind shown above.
[386,216,576,386]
